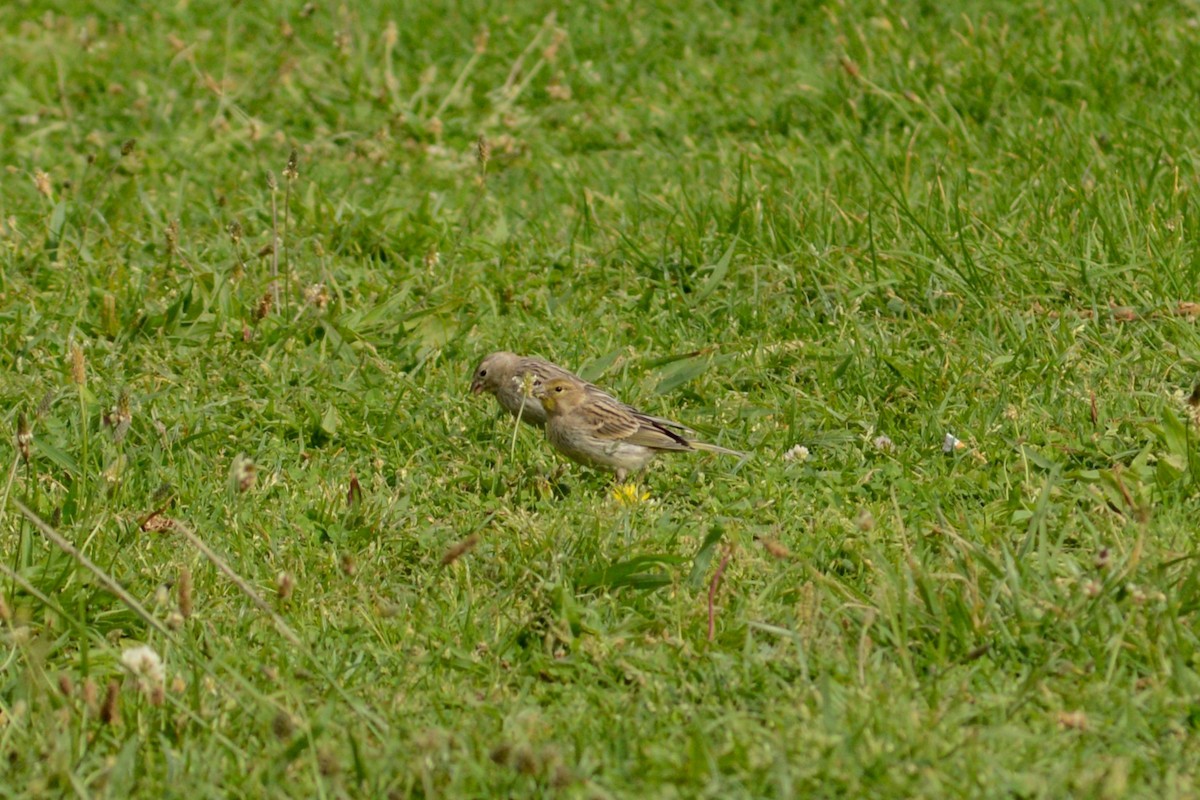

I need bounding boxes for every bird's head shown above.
[470,351,519,395]
[533,377,585,416]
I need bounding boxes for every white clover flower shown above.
[121,645,165,694]
[783,444,809,462]
[873,434,894,452]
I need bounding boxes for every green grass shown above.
[2,0,1200,795]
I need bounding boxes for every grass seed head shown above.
[100,680,120,725]
[16,413,32,463]
[34,169,53,198]
[230,454,256,493]
[69,342,86,387]
[255,291,273,320]
[103,388,132,442]
[303,283,329,311]
[276,571,294,602]
[272,709,297,739]
[755,535,791,559]
[121,645,165,697]
[283,149,299,182]
[476,134,490,172]
[101,293,119,338]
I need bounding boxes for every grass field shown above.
[3,0,1200,796]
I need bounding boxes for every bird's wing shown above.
[623,406,693,434]
[622,414,696,451]
[523,357,695,433]
[572,395,643,440]
[583,397,695,452]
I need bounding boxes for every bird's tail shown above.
[691,441,749,459]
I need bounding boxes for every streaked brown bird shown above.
[533,377,745,481]
[470,351,688,432]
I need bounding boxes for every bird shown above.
[533,377,745,482]
[470,351,689,432]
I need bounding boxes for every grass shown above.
[2,0,1200,795]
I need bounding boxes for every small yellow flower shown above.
[610,482,650,506]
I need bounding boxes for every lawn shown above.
[2,0,1200,796]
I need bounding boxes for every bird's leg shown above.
[615,468,628,483]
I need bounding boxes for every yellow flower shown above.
[610,482,650,506]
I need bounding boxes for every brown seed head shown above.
[69,342,86,387]
[255,291,273,320]
[276,571,294,602]
[231,455,256,493]
[476,134,490,171]
[100,680,120,725]
[272,709,297,739]
[16,413,32,463]
[34,170,53,198]
[178,567,193,618]
[36,390,54,418]
[755,535,791,560]
[283,150,299,182]
[303,283,329,311]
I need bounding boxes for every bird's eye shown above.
[555,386,564,393]
[478,369,487,377]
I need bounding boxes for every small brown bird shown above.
[533,377,745,481]
[470,351,688,432]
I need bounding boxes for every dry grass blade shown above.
[707,544,734,642]
[172,520,301,646]
[172,520,390,736]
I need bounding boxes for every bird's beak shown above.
[470,381,483,395]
